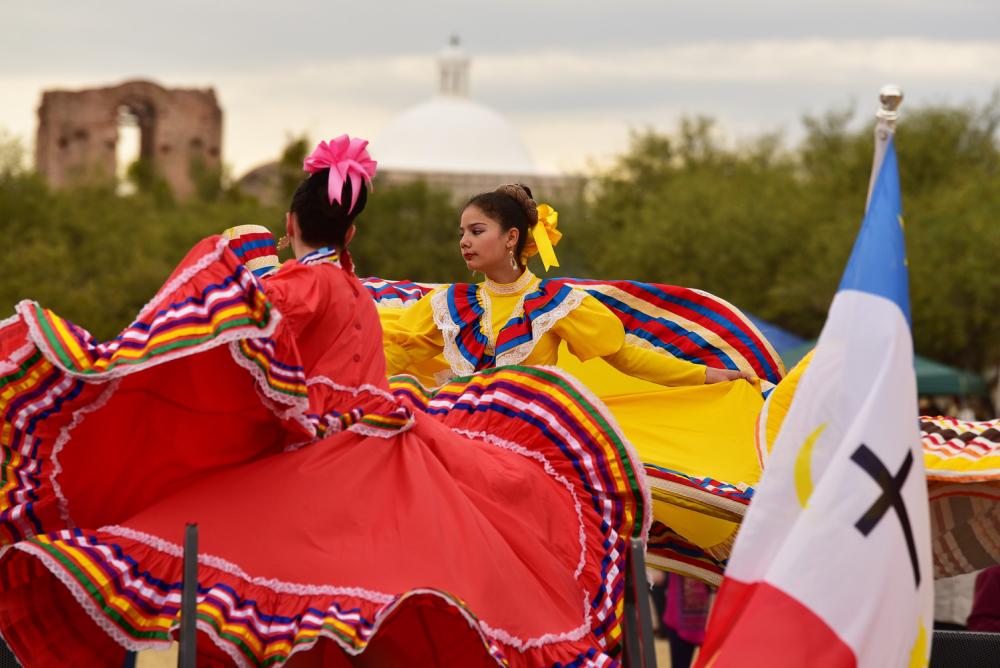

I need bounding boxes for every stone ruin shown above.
[36,80,222,198]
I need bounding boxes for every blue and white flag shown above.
[698,139,933,667]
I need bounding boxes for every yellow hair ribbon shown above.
[528,204,561,271]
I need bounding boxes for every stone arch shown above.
[36,79,222,198]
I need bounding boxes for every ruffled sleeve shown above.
[553,292,707,386]
[382,289,446,375]
[263,263,323,333]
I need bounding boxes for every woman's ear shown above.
[507,227,520,248]
[344,224,357,246]
[285,212,295,239]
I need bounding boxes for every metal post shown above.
[178,523,198,668]
[622,557,642,668]
[629,538,658,666]
[621,538,658,667]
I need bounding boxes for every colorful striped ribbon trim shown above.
[390,365,649,650]
[362,276,784,385]
[10,530,515,667]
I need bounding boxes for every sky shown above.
[2,0,999,176]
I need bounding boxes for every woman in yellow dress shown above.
[376,184,784,583]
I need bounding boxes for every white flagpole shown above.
[866,84,904,212]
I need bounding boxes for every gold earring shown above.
[277,235,290,250]
[508,248,518,271]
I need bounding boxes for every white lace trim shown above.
[534,364,654,543]
[372,297,418,309]
[307,375,396,403]
[49,379,121,528]
[347,419,414,439]
[450,428,595,648]
[483,270,535,296]
[7,542,169,653]
[19,295,281,383]
[430,289,475,376]
[135,236,231,323]
[482,591,592,649]
[100,523,585,650]
[0,336,34,376]
[495,288,587,368]
[0,311,21,331]
[226,332,315,437]
[480,287,497,352]
[99,526,399,601]
[433,284,588,374]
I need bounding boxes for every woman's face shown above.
[459,205,517,274]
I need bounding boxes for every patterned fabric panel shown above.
[644,464,754,513]
[922,416,1000,481]
[929,479,1000,578]
[361,278,437,308]
[646,522,726,587]
[0,238,312,546]
[22,246,279,380]
[361,277,785,385]
[557,280,784,386]
[440,281,579,372]
[390,366,650,651]
[19,524,627,667]
[8,530,515,667]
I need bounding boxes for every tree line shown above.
[1,99,997,376]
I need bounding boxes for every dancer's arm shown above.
[553,294,751,386]
[381,290,446,375]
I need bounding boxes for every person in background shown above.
[967,566,1000,632]
[662,573,713,668]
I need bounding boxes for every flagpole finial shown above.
[876,85,904,129]
[878,85,903,115]
[867,85,903,207]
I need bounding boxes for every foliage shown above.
[351,179,467,282]
[0,174,284,340]
[1,98,997,373]
[577,103,1000,372]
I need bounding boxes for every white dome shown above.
[375,95,537,175]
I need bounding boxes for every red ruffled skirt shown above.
[0,237,649,667]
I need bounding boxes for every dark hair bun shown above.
[493,183,537,227]
[289,169,368,248]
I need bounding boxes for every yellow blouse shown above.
[382,271,707,387]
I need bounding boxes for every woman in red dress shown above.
[0,137,648,667]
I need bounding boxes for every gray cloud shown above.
[2,3,998,175]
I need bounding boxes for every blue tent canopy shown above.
[781,341,989,397]
[745,314,807,355]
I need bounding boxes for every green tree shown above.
[578,102,999,373]
[351,179,467,282]
[1,103,996,376]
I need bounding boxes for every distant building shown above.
[238,39,583,206]
[375,38,583,203]
[36,80,222,198]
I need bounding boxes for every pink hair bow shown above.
[302,135,377,214]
